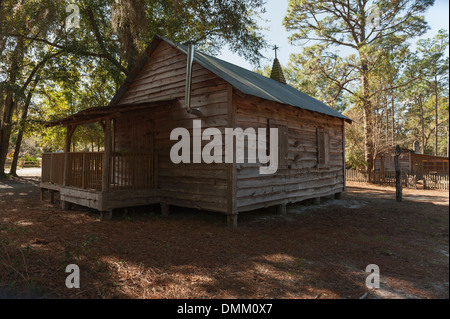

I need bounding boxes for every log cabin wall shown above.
[375,152,411,173]
[114,41,230,213]
[112,40,346,215]
[410,153,449,177]
[375,152,449,177]
[233,93,345,212]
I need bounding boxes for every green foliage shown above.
[285,45,352,112]
[282,0,448,165]
[1,0,448,171]
[21,155,38,163]
[1,0,269,173]
[402,29,449,156]
[344,107,368,169]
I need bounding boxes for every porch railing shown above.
[346,169,449,190]
[41,152,157,191]
[41,153,65,185]
[110,152,157,190]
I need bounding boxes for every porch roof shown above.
[47,99,177,127]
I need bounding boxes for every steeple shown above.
[270,45,286,84]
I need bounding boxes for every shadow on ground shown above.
[0,178,448,299]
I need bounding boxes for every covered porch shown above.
[39,100,173,217]
[40,151,158,212]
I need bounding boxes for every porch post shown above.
[62,125,76,187]
[61,125,75,210]
[102,117,112,193]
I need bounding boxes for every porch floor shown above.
[40,182,160,212]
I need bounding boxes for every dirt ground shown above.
[0,171,448,299]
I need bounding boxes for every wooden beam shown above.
[81,153,86,189]
[63,125,76,186]
[59,112,123,127]
[47,99,177,127]
[49,153,53,183]
[98,120,106,131]
[102,118,112,192]
[342,120,346,191]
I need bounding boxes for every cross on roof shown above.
[272,45,279,59]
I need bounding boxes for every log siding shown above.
[114,41,231,213]
[234,94,345,212]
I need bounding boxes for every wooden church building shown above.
[40,35,351,226]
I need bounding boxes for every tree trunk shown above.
[359,54,375,173]
[447,125,449,158]
[394,153,402,202]
[0,39,23,176]
[9,90,33,176]
[362,100,375,172]
[391,93,395,146]
[434,77,439,156]
[419,95,425,154]
[9,125,25,176]
[385,96,389,146]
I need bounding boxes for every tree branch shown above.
[85,6,129,75]
[21,51,63,93]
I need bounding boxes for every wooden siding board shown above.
[113,42,230,213]
[234,94,345,210]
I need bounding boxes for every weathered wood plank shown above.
[234,92,345,211]
[227,88,238,218]
[237,184,344,211]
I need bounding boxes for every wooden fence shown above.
[346,169,369,183]
[41,153,65,185]
[346,169,449,190]
[41,152,157,191]
[423,173,449,191]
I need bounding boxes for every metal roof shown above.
[160,36,351,123]
[51,36,351,127]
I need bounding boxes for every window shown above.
[317,128,329,167]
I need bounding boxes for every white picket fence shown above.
[422,173,450,190]
[346,169,449,190]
